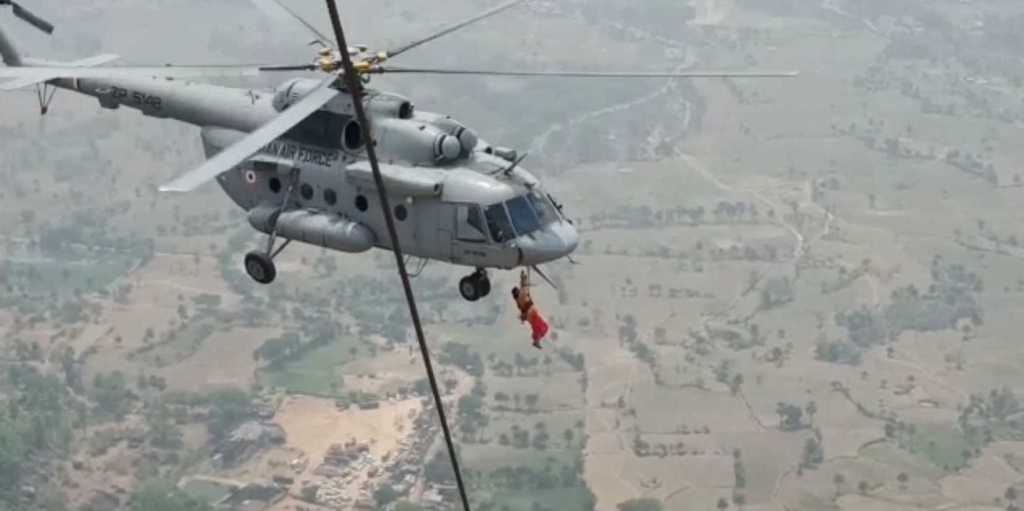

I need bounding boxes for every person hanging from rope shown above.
[511,268,549,349]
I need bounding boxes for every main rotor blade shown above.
[258,64,318,71]
[4,1,54,34]
[381,0,526,60]
[158,75,339,193]
[0,64,266,81]
[250,0,336,49]
[370,65,800,78]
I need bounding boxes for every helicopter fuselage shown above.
[50,75,578,292]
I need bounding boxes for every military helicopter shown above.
[0,0,798,302]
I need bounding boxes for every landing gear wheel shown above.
[476,274,491,298]
[459,270,491,301]
[459,275,481,302]
[244,251,277,285]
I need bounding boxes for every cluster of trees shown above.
[825,261,985,369]
[760,277,795,310]
[488,353,548,377]
[440,343,485,378]
[815,339,863,366]
[492,392,540,413]
[205,389,254,442]
[92,371,134,420]
[488,461,580,491]
[457,383,489,440]
[555,348,586,372]
[800,436,824,472]
[498,422,551,451]
[0,364,82,507]
[776,401,816,431]
[585,200,767,233]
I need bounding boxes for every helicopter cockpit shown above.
[477,189,577,265]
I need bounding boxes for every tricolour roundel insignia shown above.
[244,170,257,185]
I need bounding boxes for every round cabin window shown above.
[355,195,368,212]
[300,183,314,201]
[394,204,408,221]
[269,177,282,193]
[324,188,337,206]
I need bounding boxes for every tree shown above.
[0,414,27,497]
[897,472,909,490]
[563,428,575,446]
[833,473,845,498]
[524,393,540,411]
[730,374,744,396]
[1006,486,1018,508]
[93,371,132,419]
[858,481,869,495]
[373,486,400,506]
[207,389,251,441]
[806,401,818,427]
[776,402,803,431]
[616,498,663,511]
[148,404,183,450]
[802,437,823,468]
[717,497,729,510]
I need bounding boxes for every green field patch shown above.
[134,318,218,367]
[898,423,982,472]
[465,443,580,474]
[2,251,139,299]
[473,487,596,511]
[257,336,361,398]
[467,442,594,511]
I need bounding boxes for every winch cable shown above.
[323,2,473,510]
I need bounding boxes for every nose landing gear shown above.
[458,268,491,301]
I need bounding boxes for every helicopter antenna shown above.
[503,151,528,177]
[323,2,474,511]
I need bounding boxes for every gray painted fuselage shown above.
[49,74,578,271]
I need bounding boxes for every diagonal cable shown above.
[322,2,474,510]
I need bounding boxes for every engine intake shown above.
[367,92,414,119]
[375,118,464,166]
[415,111,479,157]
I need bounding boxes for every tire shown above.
[475,275,491,298]
[244,251,277,284]
[459,275,480,301]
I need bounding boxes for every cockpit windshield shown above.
[485,203,515,243]
[527,191,559,226]
[505,195,541,237]
[481,192,561,243]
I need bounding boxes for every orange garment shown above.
[514,271,549,347]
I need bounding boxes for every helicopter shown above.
[0,0,798,302]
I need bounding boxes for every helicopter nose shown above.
[518,221,579,265]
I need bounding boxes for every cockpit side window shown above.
[457,205,488,243]
[485,203,515,243]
